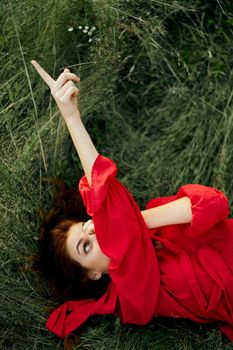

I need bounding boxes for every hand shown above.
[31,60,81,120]
[82,219,95,235]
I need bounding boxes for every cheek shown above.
[94,238,105,255]
[93,242,106,262]
[94,244,103,259]
[96,246,110,267]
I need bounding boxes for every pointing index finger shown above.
[31,60,55,89]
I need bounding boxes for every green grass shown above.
[1,0,233,349]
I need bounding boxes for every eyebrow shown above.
[76,239,83,255]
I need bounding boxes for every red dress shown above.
[46,155,233,341]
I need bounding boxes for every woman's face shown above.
[65,222,110,280]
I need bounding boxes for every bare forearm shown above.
[31,61,98,186]
[141,196,192,229]
[65,112,99,186]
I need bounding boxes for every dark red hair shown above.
[27,177,163,348]
[30,178,110,349]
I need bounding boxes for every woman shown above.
[31,60,233,345]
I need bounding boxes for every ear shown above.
[87,271,102,281]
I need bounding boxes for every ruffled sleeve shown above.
[175,184,230,237]
[46,283,118,338]
[46,155,160,338]
[79,155,118,216]
[80,155,160,321]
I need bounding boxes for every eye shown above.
[83,241,90,254]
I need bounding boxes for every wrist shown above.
[63,110,81,123]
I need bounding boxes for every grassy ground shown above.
[1,0,233,349]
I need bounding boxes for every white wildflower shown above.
[88,38,93,42]
[84,25,89,30]
[78,25,82,29]
[91,26,96,31]
[88,31,92,36]
[83,29,88,33]
[68,27,74,32]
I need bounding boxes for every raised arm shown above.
[31,60,98,186]
[64,116,98,186]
